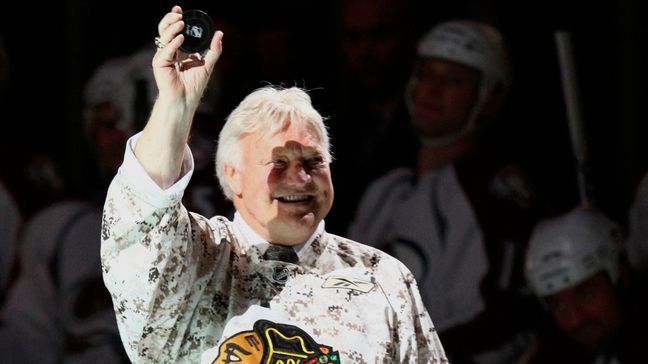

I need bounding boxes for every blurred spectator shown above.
[523,206,647,363]
[626,171,648,273]
[325,0,420,234]
[0,55,136,363]
[184,104,235,219]
[349,20,541,363]
[0,201,128,363]
[81,55,135,203]
[0,31,64,218]
[81,45,233,217]
[0,34,22,303]
[0,179,21,303]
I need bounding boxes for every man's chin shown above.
[572,330,608,353]
[268,213,319,244]
[287,212,319,233]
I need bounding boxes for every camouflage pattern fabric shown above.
[100,136,448,363]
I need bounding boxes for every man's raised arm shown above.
[135,5,223,189]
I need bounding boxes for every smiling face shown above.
[225,122,334,245]
[545,272,623,351]
[410,58,480,139]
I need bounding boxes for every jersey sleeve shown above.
[401,266,448,363]
[100,133,223,363]
[376,254,448,363]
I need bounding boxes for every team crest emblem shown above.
[212,319,340,364]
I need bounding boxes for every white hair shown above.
[215,86,331,200]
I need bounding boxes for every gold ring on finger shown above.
[154,36,166,49]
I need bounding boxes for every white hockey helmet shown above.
[407,20,511,145]
[525,207,621,297]
[83,47,158,137]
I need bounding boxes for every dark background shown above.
[1,0,646,228]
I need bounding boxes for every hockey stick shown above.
[554,31,591,208]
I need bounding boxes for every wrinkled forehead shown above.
[244,124,326,156]
[271,141,324,160]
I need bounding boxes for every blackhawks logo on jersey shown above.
[213,319,340,364]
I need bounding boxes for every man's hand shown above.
[153,5,223,110]
[133,5,223,189]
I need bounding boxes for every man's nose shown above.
[421,77,444,96]
[285,164,310,185]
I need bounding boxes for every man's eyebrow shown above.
[272,146,323,158]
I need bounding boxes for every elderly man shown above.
[101,5,447,363]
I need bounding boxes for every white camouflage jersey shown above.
[100,136,448,363]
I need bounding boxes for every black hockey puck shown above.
[179,10,214,53]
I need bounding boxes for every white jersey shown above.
[348,165,488,331]
[348,163,536,364]
[100,135,448,363]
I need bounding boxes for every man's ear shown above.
[224,164,243,197]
